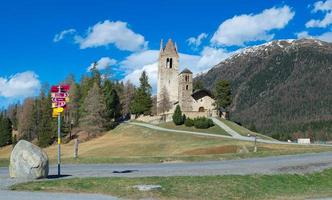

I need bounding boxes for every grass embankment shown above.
[158,121,229,135]
[0,123,331,167]
[11,168,332,200]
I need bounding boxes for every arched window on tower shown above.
[186,85,189,90]
[170,58,173,68]
[166,58,169,68]
[185,75,188,82]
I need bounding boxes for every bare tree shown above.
[122,80,135,118]
[158,86,171,121]
[17,98,35,140]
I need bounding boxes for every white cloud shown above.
[196,47,232,72]
[312,0,332,12]
[87,57,117,71]
[53,29,76,42]
[75,20,147,51]
[187,33,208,48]
[296,30,332,42]
[211,6,295,46]
[122,63,158,93]
[306,12,332,28]
[120,50,159,70]
[306,0,332,28]
[0,71,41,98]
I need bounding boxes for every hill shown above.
[1,123,331,167]
[195,39,332,140]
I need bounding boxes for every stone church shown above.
[157,39,217,118]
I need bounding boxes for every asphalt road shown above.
[1,152,332,199]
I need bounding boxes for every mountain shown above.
[196,39,332,140]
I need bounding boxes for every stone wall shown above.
[192,95,216,113]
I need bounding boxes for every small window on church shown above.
[170,58,173,68]
[185,76,188,82]
[186,85,188,90]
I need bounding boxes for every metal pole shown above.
[57,113,61,176]
[57,85,61,176]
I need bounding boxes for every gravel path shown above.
[210,117,243,138]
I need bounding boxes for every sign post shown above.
[51,85,70,177]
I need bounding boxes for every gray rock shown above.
[9,140,49,179]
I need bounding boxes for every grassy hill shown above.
[1,123,331,167]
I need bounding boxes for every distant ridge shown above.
[196,38,332,139]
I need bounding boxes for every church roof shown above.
[179,68,193,74]
[191,89,214,100]
[163,39,178,54]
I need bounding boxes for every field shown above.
[0,123,331,167]
[11,168,332,200]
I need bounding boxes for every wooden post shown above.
[254,135,257,152]
[74,138,79,159]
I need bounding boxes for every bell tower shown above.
[157,38,179,114]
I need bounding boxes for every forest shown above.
[0,67,153,147]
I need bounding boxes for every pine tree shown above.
[172,105,184,125]
[214,80,232,110]
[79,82,107,136]
[130,71,152,115]
[0,113,12,147]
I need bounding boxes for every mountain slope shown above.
[196,39,332,140]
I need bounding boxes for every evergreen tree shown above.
[172,105,184,125]
[79,82,107,135]
[130,71,152,115]
[214,80,232,110]
[0,113,12,147]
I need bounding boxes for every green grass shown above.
[11,168,332,200]
[219,118,276,140]
[158,121,229,136]
[0,158,9,167]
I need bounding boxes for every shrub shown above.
[172,105,184,125]
[184,118,194,127]
[193,117,214,129]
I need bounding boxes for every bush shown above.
[172,105,184,125]
[193,117,214,129]
[184,118,194,127]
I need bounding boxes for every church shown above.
[157,39,217,118]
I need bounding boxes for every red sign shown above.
[51,85,70,93]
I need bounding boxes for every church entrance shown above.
[198,107,205,112]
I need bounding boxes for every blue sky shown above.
[1,0,332,108]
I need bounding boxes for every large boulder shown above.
[9,140,49,179]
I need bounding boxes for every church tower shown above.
[157,39,179,114]
[178,68,193,112]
